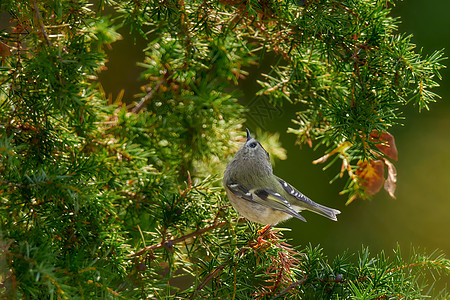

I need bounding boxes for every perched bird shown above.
[223,129,340,225]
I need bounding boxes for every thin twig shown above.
[272,276,308,299]
[131,75,167,114]
[129,219,233,258]
[32,0,51,46]
[190,265,226,299]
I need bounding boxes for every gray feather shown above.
[227,183,253,202]
[227,182,307,222]
[253,189,307,222]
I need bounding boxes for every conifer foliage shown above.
[0,0,448,298]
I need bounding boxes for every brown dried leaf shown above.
[312,141,351,165]
[355,159,385,195]
[370,131,398,161]
[383,158,397,199]
[312,153,331,164]
[0,41,11,57]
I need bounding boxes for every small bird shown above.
[223,129,341,225]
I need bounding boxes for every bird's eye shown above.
[249,142,257,148]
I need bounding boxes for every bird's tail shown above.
[307,203,341,221]
[292,198,341,221]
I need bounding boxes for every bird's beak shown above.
[246,128,252,141]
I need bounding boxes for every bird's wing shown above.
[226,183,254,202]
[276,177,317,206]
[226,182,306,222]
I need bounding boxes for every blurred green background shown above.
[275,0,450,257]
[99,0,449,279]
[240,1,450,269]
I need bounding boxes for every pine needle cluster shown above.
[0,0,448,298]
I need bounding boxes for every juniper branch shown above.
[129,218,244,258]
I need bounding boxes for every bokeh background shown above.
[98,0,449,286]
